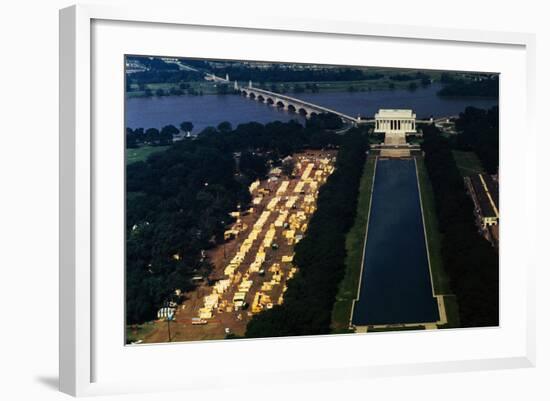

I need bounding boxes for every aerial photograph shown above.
[125,56,499,344]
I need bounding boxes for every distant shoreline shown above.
[126,79,441,99]
[126,86,499,101]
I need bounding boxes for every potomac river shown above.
[126,83,498,132]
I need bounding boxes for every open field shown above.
[331,155,377,332]
[133,150,337,343]
[126,145,170,165]
[452,150,485,177]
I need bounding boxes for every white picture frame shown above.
[59,4,536,397]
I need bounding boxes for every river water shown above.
[352,159,439,326]
[125,83,497,133]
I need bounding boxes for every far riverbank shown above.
[126,83,498,133]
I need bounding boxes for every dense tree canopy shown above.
[126,126,175,148]
[217,121,233,134]
[126,120,344,324]
[180,121,194,135]
[389,72,431,82]
[421,124,499,327]
[438,75,498,97]
[126,57,204,88]
[454,106,499,174]
[196,65,383,83]
[306,113,344,130]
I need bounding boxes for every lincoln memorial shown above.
[374,109,417,135]
[371,109,421,157]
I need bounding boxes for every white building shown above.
[374,109,416,135]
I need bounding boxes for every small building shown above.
[465,173,499,246]
[372,109,420,158]
[157,307,175,320]
[374,109,417,135]
[466,174,499,228]
[282,155,293,164]
[269,167,282,177]
[233,292,247,310]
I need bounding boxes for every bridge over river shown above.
[205,73,458,129]
[236,82,362,125]
[236,82,456,128]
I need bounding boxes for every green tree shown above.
[159,125,178,145]
[455,106,499,174]
[217,121,233,134]
[281,157,296,177]
[180,121,194,136]
[145,128,160,144]
[239,151,268,180]
[306,113,343,130]
[126,128,138,148]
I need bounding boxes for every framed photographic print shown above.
[59,4,536,396]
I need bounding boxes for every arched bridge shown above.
[203,73,458,129]
[236,83,361,125]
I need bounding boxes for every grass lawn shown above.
[439,295,460,328]
[416,157,461,328]
[416,157,451,295]
[331,156,377,332]
[126,322,157,344]
[452,150,485,177]
[126,145,170,165]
